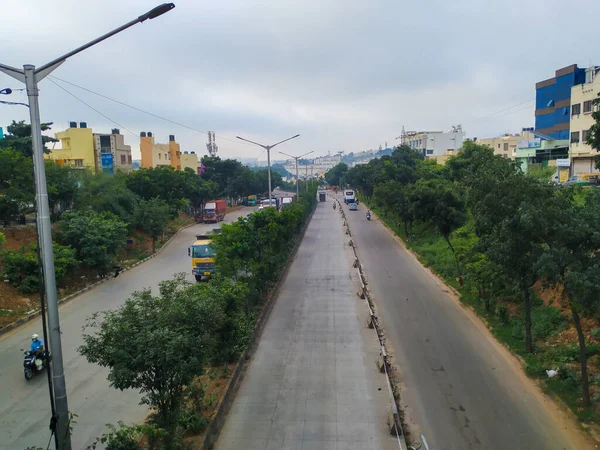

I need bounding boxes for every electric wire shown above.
[463,99,534,125]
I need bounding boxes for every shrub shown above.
[512,306,566,341]
[1,243,77,293]
[496,303,510,324]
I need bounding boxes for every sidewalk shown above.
[215,201,398,450]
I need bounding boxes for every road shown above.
[340,196,589,450]
[0,208,250,450]
[215,201,398,450]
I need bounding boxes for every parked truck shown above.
[202,199,226,223]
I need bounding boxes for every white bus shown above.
[344,190,355,204]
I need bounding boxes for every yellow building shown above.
[48,122,95,170]
[476,129,535,159]
[569,67,600,177]
[180,151,199,173]
[140,132,182,169]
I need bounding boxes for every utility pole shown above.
[0,4,175,449]
[279,150,313,199]
[305,164,308,192]
[237,134,300,207]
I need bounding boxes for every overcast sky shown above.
[1,0,598,161]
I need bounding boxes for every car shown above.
[348,202,358,211]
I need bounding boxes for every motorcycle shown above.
[366,212,371,221]
[333,203,336,210]
[22,349,49,380]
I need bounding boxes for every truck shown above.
[319,191,326,202]
[247,195,257,206]
[189,229,220,282]
[202,199,226,223]
[280,197,293,210]
[258,198,278,211]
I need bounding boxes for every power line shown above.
[463,99,534,125]
[47,75,253,147]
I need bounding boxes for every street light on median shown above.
[278,150,314,199]
[0,4,175,449]
[236,134,300,207]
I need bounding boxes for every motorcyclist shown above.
[333,202,336,210]
[366,210,371,219]
[30,334,45,370]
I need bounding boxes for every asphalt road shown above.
[340,197,583,450]
[0,208,250,450]
[215,200,398,450]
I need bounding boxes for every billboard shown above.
[0,126,3,139]
[101,153,114,174]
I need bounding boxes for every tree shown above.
[0,120,57,157]
[410,179,467,281]
[0,147,34,225]
[79,275,225,440]
[56,210,127,274]
[45,160,79,221]
[75,171,140,224]
[469,173,551,353]
[536,189,600,406]
[324,163,348,186]
[132,198,171,252]
[373,181,414,236]
[586,93,600,156]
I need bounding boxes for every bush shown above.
[496,303,510,324]
[1,243,77,293]
[512,306,566,341]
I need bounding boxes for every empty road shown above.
[0,208,250,450]
[341,196,590,450]
[216,200,398,450]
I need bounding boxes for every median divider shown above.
[344,201,408,449]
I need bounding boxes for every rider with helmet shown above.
[30,334,45,369]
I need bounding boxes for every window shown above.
[121,155,126,164]
[546,100,555,107]
[572,103,581,115]
[584,100,592,113]
[426,149,434,155]
[128,155,132,164]
[503,143,508,151]
[562,107,568,116]
[158,153,162,160]
[74,159,83,167]
[570,131,580,143]
[582,130,589,143]
[503,154,508,158]
[168,153,171,160]
[497,144,500,149]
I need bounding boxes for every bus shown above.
[344,190,355,204]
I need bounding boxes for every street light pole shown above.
[279,150,313,199]
[237,134,300,206]
[0,5,175,449]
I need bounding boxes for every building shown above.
[405,126,465,158]
[140,132,182,169]
[569,66,600,177]
[515,138,569,174]
[180,151,200,172]
[535,64,586,140]
[50,122,95,170]
[93,128,132,174]
[475,129,536,159]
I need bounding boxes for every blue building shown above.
[535,64,586,139]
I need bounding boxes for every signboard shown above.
[101,153,114,174]
[0,126,3,139]
[559,168,570,183]
[556,158,570,167]
[517,138,541,149]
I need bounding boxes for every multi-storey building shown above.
[93,128,132,174]
[535,64,586,140]
[51,122,95,170]
[476,129,536,159]
[569,67,600,177]
[140,132,181,169]
[405,126,465,158]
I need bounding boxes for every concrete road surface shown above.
[0,208,251,450]
[340,196,585,450]
[215,201,398,450]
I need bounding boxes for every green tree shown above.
[410,179,467,281]
[0,147,34,225]
[373,181,414,236]
[56,210,127,274]
[79,275,225,440]
[132,197,171,252]
[585,93,600,155]
[45,160,79,221]
[536,189,600,406]
[0,120,57,157]
[324,163,348,186]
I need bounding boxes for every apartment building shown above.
[51,122,95,170]
[93,128,132,174]
[476,129,536,159]
[140,132,182,169]
[405,126,465,158]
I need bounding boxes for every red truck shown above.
[202,199,226,223]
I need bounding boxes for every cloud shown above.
[1,0,598,161]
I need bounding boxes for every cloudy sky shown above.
[1,0,598,161]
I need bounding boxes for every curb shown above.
[202,204,317,450]
[0,221,199,338]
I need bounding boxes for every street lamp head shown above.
[0,88,12,95]
[139,3,175,22]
